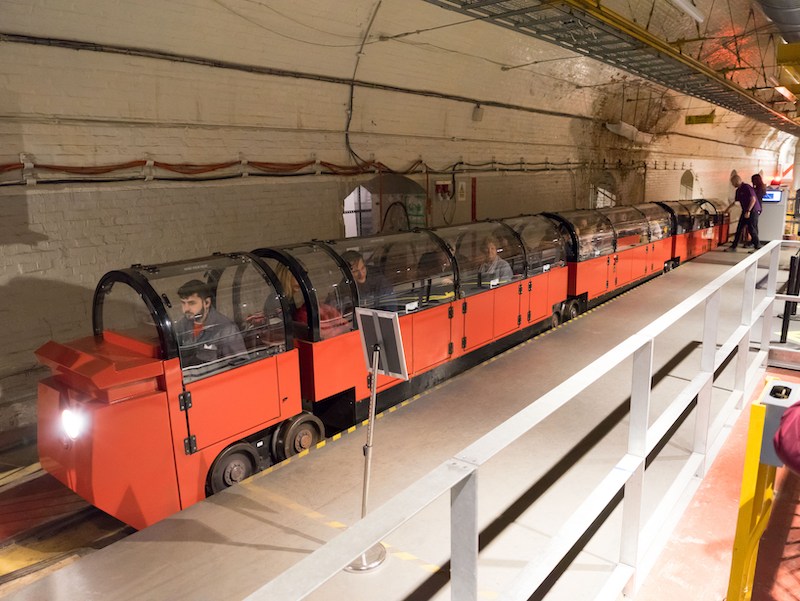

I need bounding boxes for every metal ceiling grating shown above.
[424,0,800,137]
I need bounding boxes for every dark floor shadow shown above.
[752,469,800,600]
[0,277,94,428]
[0,197,48,245]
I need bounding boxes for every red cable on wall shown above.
[151,161,239,175]
[37,160,147,175]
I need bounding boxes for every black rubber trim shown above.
[243,252,295,352]
[252,246,321,343]
[93,269,178,359]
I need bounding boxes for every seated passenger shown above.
[478,235,513,286]
[174,280,248,368]
[275,264,349,340]
[341,250,396,311]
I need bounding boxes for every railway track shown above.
[0,463,133,596]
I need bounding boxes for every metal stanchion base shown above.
[344,543,387,573]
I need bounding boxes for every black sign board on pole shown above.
[345,308,408,573]
[354,308,409,381]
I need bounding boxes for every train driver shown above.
[341,250,395,310]
[478,235,513,285]
[174,279,248,369]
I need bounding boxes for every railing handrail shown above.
[248,240,783,601]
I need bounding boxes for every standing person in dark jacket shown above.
[725,174,760,252]
[174,279,247,368]
[743,174,766,248]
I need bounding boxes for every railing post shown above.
[735,263,757,409]
[761,245,779,350]
[621,338,653,593]
[451,470,478,601]
[780,254,797,343]
[694,290,720,475]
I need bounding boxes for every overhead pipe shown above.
[757,0,800,42]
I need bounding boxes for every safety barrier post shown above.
[620,338,653,593]
[695,291,720,475]
[780,253,800,343]
[726,380,797,601]
[761,247,780,352]
[735,264,757,409]
[451,470,479,601]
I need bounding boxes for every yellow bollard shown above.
[726,380,785,601]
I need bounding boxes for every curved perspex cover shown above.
[94,253,288,382]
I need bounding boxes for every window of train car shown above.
[597,207,649,252]
[215,263,286,359]
[681,200,712,229]
[329,231,454,312]
[698,199,728,226]
[100,281,161,350]
[502,215,566,275]
[433,222,524,296]
[273,245,354,340]
[633,204,672,240]
[556,210,615,261]
[142,256,282,383]
[658,201,692,234]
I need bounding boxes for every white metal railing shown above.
[247,240,789,601]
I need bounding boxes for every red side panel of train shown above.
[569,255,611,301]
[651,238,673,272]
[172,351,303,510]
[411,303,452,373]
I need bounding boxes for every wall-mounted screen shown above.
[763,189,784,203]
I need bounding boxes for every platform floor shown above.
[3,247,788,601]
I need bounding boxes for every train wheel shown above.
[551,311,561,329]
[272,413,324,462]
[663,261,672,274]
[565,301,580,321]
[209,445,255,494]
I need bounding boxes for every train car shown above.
[35,253,310,529]
[253,217,569,429]
[656,200,717,263]
[34,203,724,530]
[544,209,616,309]
[543,204,676,315]
[632,202,674,273]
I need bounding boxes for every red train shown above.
[35,199,729,529]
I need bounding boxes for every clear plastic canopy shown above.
[432,221,525,297]
[95,254,287,383]
[502,215,567,274]
[695,199,729,225]
[550,209,615,261]
[682,200,713,229]
[657,201,694,234]
[256,243,353,342]
[633,203,672,240]
[597,206,649,251]
[327,230,456,311]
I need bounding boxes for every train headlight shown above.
[61,409,83,440]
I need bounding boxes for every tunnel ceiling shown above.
[424,0,800,137]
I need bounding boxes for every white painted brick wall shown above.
[0,0,793,433]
